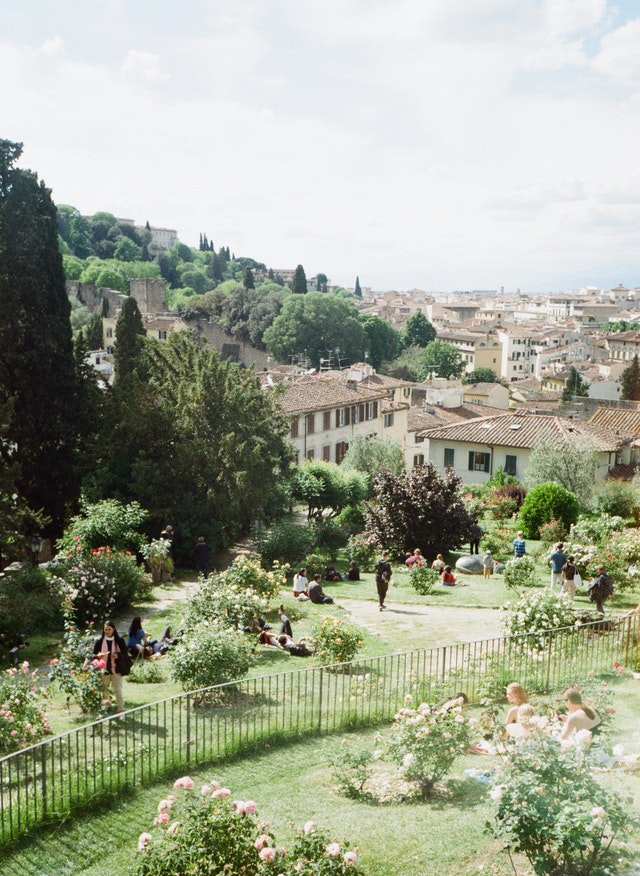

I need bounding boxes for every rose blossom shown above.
[304,821,315,834]
[232,800,246,814]
[213,787,231,798]
[489,786,504,802]
[137,832,152,851]
[244,800,257,814]
[201,784,213,797]
[167,821,181,836]
[343,851,358,866]
[254,833,270,850]
[326,842,341,857]
[403,753,414,768]
[158,798,173,813]
[259,847,276,862]
[173,776,194,789]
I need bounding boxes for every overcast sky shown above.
[2,0,640,294]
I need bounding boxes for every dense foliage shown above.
[524,439,598,505]
[519,482,580,539]
[170,625,254,691]
[365,463,475,560]
[0,662,51,753]
[311,616,364,665]
[291,461,368,520]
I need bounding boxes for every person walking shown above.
[561,555,578,602]
[549,543,567,592]
[513,531,526,558]
[92,620,131,713]
[587,564,614,614]
[193,536,210,577]
[375,550,392,611]
[469,522,483,554]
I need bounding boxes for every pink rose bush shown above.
[0,662,51,753]
[133,778,364,876]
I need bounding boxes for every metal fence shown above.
[1,613,638,846]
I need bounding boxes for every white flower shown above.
[489,786,504,802]
[403,753,414,768]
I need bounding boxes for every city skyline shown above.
[2,0,640,293]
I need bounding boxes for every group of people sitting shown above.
[292,567,336,604]
[405,549,461,586]
[504,681,601,744]
[256,604,314,657]
[126,617,178,660]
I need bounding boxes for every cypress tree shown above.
[355,276,362,298]
[0,139,82,536]
[243,267,255,289]
[291,264,307,294]
[621,355,640,401]
[114,297,146,386]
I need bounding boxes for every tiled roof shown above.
[588,407,640,436]
[408,403,511,432]
[420,412,627,451]
[278,376,384,414]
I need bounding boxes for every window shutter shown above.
[468,451,474,471]
[484,453,490,473]
[336,409,340,428]
[345,407,351,425]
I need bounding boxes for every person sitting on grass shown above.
[560,689,601,742]
[505,682,529,725]
[441,565,458,586]
[506,704,536,740]
[406,548,425,569]
[325,566,342,582]
[431,553,445,572]
[127,617,149,659]
[277,634,314,657]
[293,567,309,599]
[345,560,360,581]
[309,574,334,604]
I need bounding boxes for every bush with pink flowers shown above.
[132,778,364,875]
[0,662,51,753]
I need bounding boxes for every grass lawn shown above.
[4,677,640,876]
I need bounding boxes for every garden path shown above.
[338,598,502,650]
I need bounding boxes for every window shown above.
[158,330,167,340]
[413,454,425,467]
[335,441,349,464]
[415,434,425,444]
[290,418,299,439]
[366,401,376,420]
[403,387,411,398]
[305,413,315,434]
[468,450,490,472]
[504,454,517,476]
[336,407,350,427]
[322,444,331,461]
[444,448,455,468]
[106,329,113,339]
[323,411,331,431]
[353,405,361,424]
[306,449,315,460]
[384,412,394,428]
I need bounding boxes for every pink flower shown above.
[201,784,213,797]
[49,658,59,666]
[167,821,181,836]
[326,843,341,857]
[343,851,358,866]
[213,788,230,798]
[244,800,257,815]
[137,832,152,851]
[91,659,106,670]
[259,847,276,862]
[232,800,246,814]
[173,776,194,789]
[153,812,169,825]
[254,833,270,850]
[304,821,315,835]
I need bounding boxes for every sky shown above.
[2,0,640,294]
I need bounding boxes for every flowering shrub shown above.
[170,624,254,691]
[329,746,375,799]
[569,513,625,545]
[409,564,438,595]
[57,499,148,554]
[345,532,381,572]
[386,696,472,798]
[49,607,105,716]
[132,779,364,875]
[481,526,516,561]
[565,521,640,591]
[187,576,268,632]
[502,555,538,592]
[0,662,51,753]
[501,591,575,650]
[217,552,286,601]
[50,543,149,624]
[254,521,316,566]
[311,616,363,666]
[489,734,635,876]
[140,538,173,583]
[537,517,566,547]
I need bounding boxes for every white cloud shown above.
[121,50,168,83]
[592,17,640,85]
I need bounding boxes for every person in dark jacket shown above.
[588,564,614,614]
[375,550,392,611]
[93,620,130,713]
[193,536,210,577]
[308,574,334,604]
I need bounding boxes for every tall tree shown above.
[354,276,362,298]
[243,266,255,289]
[402,311,436,349]
[418,340,464,379]
[291,264,307,294]
[620,355,640,401]
[0,139,82,537]
[114,297,146,386]
[316,272,328,292]
[524,437,598,505]
[561,366,589,403]
[361,315,400,370]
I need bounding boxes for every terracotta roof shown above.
[420,412,627,451]
[588,407,640,436]
[463,382,504,396]
[278,375,384,414]
[607,462,639,481]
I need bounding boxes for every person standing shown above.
[587,564,614,614]
[375,550,392,611]
[193,536,210,577]
[469,522,483,554]
[561,555,578,602]
[549,543,567,592]
[160,524,175,562]
[513,531,526,558]
[482,549,494,580]
[93,620,130,713]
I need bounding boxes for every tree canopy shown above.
[402,311,436,349]
[342,435,405,489]
[291,264,307,294]
[524,437,598,505]
[263,292,366,368]
[361,315,400,370]
[561,366,589,402]
[291,461,368,519]
[418,340,465,380]
[620,355,640,401]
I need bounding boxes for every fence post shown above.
[40,745,47,821]
[186,693,191,766]
[317,668,324,734]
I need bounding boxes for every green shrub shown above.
[501,591,575,650]
[171,624,254,691]
[216,552,285,601]
[482,526,516,561]
[329,746,375,800]
[312,518,349,558]
[387,696,472,798]
[140,538,173,583]
[0,566,63,641]
[519,483,580,540]
[490,734,635,876]
[0,662,51,753]
[569,513,625,544]
[333,504,366,536]
[409,565,438,595]
[503,555,538,591]
[311,616,363,666]
[254,521,315,566]
[345,531,381,571]
[57,499,147,555]
[49,608,106,716]
[132,779,364,875]
[537,517,566,547]
[128,660,167,684]
[590,479,637,519]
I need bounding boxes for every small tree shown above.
[342,435,404,485]
[524,438,598,505]
[291,264,307,294]
[519,482,580,540]
[242,266,255,289]
[418,340,464,379]
[620,354,640,401]
[365,463,475,559]
[401,311,436,349]
[291,461,368,519]
[561,365,589,402]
